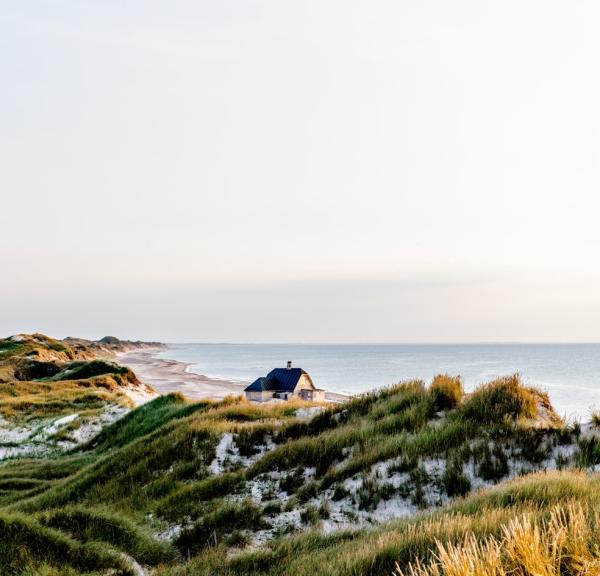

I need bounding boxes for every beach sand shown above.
[117,350,246,401]
[117,348,348,403]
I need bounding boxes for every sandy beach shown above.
[118,348,348,403]
[117,349,247,401]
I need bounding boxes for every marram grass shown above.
[395,501,600,576]
[2,366,599,576]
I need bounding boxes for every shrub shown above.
[297,480,320,503]
[410,466,429,508]
[474,442,509,482]
[263,500,283,515]
[576,437,600,468]
[512,428,552,464]
[279,469,305,494]
[300,506,319,525]
[442,457,471,497]
[235,428,268,457]
[318,500,331,519]
[430,375,463,411]
[332,483,350,501]
[357,476,382,511]
[225,529,251,548]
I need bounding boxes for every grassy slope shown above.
[3,372,600,575]
[173,470,600,576]
[0,334,144,423]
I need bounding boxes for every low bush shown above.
[300,505,320,525]
[442,456,471,497]
[473,442,509,482]
[576,437,600,468]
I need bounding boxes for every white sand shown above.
[116,349,246,401]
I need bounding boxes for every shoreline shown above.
[117,348,348,403]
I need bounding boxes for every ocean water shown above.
[157,343,600,420]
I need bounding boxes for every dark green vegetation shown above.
[2,362,598,575]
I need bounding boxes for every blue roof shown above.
[245,377,276,392]
[244,367,310,392]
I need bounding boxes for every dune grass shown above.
[0,511,135,575]
[39,506,176,565]
[1,372,596,576]
[0,334,144,422]
[81,393,212,452]
[458,374,539,423]
[0,378,130,421]
[395,500,600,576]
[430,374,463,411]
[150,471,600,576]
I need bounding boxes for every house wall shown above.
[294,374,315,395]
[299,388,325,402]
[245,390,275,402]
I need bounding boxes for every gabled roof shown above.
[244,367,312,393]
[245,376,277,392]
[266,368,306,392]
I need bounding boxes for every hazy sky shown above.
[2,1,600,342]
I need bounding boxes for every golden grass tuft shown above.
[395,501,600,576]
[459,374,538,423]
[430,375,463,410]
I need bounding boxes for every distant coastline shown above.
[118,347,348,403]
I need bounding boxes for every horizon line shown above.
[162,341,600,346]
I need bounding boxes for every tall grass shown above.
[395,502,600,576]
[430,375,463,411]
[39,506,176,565]
[81,393,211,452]
[0,512,134,575]
[458,374,538,423]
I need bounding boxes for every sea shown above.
[157,343,600,421]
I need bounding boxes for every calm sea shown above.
[157,343,600,420]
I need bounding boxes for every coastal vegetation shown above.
[1,334,600,575]
[0,334,155,462]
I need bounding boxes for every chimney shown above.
[287,360,292,370]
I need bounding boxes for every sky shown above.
[2,1,600,343]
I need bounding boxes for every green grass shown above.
[0,511,135,575]
[458,374,539,423]
[39,506,176,565]
[0,378,130,421]
[81,393,212,452]
[44,360,132,382]
[175,499,265,555]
